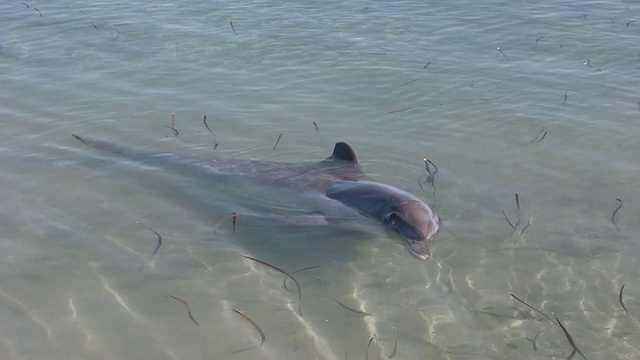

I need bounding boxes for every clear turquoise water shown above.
[1,0,639,359]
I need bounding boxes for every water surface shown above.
[1,0,639,359]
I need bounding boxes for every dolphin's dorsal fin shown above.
[326,142,359,163]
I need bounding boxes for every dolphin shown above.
[72,134,440,259]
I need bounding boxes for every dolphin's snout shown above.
[408,240,430,260]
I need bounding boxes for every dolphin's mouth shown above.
[407,240,430,260]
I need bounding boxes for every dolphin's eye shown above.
[385,213,398,225]
[385,213,422,241]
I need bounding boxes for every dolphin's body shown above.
[72,134,440,259]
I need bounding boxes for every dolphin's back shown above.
[72,134,365,192]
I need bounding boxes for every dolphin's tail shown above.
[72,134,222,176]
[72,134,158,161]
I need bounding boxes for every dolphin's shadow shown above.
[212,210,379,266]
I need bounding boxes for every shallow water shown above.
[1,0,640,359]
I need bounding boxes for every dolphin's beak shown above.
[407,240,430,260]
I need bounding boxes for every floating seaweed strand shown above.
[530,127,547,144]
[612,198,623,231]
[233,309,264,344]
[332,298,373,316]
[243,255,302,316]
[136,221,163,271]
[419,157,438,197]
[511,294,587,359]
[619,284,628,314]
[203,115,219,149]
[168,295,199,326]
[273,133,283,150]
[164,113,179,137]
[364,328,398,360]
[501,193,532,235]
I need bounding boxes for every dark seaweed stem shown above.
[535,36,545,45]
[233,309,265,345]
[291,266,321,274]
[203,115,219,150]
[501,193,522,231]
[497,46,509,59]
[386,106,415,115]
[232,212,237,233]
[428,158,439,177]
[273,132,283,150]
[34,7,42,16]
[513,193,521,228]
[424,158,439,177]
[420,157,438,190]
[364,333,397,360]
[502,209,517,230]
[534,131,547,144]
[531,127,547,144]
[519,217,532,236]
[164,126,179,136]
[332,298,373,316]
[365,336,377,360]
[510,293,555,324]
[242,255,302,316]
[284,266,320,291]
[203,115,212,133]
[554,315,587,360]
[612,198,623,231]
[531,127,545,141]
[169,295,200,326]
[619,284,628,314]
[312,121,319,137]
[627,19,637,27]
[423,60,432,69]
[213,212,238,235]
[136,221,163,270]
[417,178,427,192]
[562,90,568,106]
[164,113,179,136]
[402,78,420,86]
[229,21,237,35]
[532,330,542,351]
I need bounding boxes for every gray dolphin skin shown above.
[72,134,440,259]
